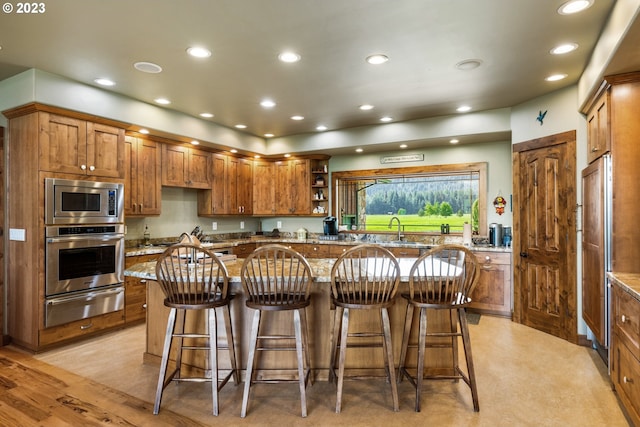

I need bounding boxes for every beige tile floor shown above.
[36,315,631,427]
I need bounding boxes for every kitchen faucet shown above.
[388,216,403,241]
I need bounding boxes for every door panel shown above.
[514,131,577,343]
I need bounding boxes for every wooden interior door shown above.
[513,131,577,343]
[0,127,4,345]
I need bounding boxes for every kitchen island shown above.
[126,256,467,380]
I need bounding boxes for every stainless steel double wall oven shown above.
[44,178,125,327]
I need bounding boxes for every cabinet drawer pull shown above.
[623,376,633,384]
[591,147,598,152]
[484,256,491,262]
[140,280,147,284]
[621,314,627,323]
[80,322,94,330]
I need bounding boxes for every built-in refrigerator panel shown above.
[603,154,612,353]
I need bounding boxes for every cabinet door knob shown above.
[621,314,627,323]
[591,147,598,152]
[623,376,633,384]
[89,165,96,171]
[80,164,87,170]
[485,256,491,262]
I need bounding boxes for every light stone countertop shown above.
[125,237,513,257]
[608,272,640,302]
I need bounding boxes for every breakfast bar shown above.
[125,256,461,379]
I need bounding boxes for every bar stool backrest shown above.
[155,243,229,308]
[241,244,313,308]
[408,244,480,306]
[330,244,400,306]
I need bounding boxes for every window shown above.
[332,162,487,234]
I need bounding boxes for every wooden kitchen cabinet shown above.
[274,159,312,215]
[232,243,256,258]
[39,112,125,178]
[585,86,610,164]
[161,143,211,189]
[124,136,162,216]
[610,282,640,427]
[469,251,512,317]
[198,153,253,215]
[124,254,158,324]
[252,160,275,215]
[311,159,329,215]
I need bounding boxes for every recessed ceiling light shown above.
[316,125,328,131]
[134,61,163,73]
[199,112,214,118]
[400,144,408,149]
[264,133,274,138]
[190,140,200,145]
[139,129,149,134]
[278,51,301,63]
[550,43,578,55]
[94,78,115,86]
[154,98,171,105]
[235,124,247,129]
[359,104,374,111]
[291,115,304,121]
[230,149,238,153]
[456,105,472,112]
[260,99,276,108]
[355,148,363,153]
[366,54,389,65]
[186,46,211,58]
[558,0,593,15]
[455,59,483,70]
[380,116,393,122]
[450,139,459,144]
[545,73,568,81]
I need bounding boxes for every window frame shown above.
[330,162,487,235]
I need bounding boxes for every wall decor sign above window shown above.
[380,154,424,164]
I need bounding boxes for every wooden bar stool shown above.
[240,244,314,418]
[153,243,238,416]
[397,244,480,412]
[328,244,401,413]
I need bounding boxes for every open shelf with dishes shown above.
[311,159,329,215]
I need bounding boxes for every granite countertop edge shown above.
[608,272,640,302]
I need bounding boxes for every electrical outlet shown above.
[240,221,245,230]
[277,221,282,229]
[212,222,217,231]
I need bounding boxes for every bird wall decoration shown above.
[537,110,547,125]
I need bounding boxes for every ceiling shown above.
[0,0,633,141]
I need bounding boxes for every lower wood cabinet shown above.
[610,283,640,426]
[39,311,125,348]
[469,251,512,317]
[124,254,158,324]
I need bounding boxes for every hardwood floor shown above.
[0,315,632,426]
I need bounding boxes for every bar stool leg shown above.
[397,303,414,383]
[222,304,239,384]
[154,307,177,415]
[241,309,261,418]
[415,306,428,412]
[450,309,460,382]
[207,309,220,415]
[381,307,399,412]
[335,307,350,413]
[458,308,480,411]
[299,307,313,387]
[328,306,343,384]
[293,309,308,417]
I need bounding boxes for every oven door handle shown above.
[46,235,124,244]
[46,286,125,305]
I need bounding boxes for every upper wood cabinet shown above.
[39,112,124,178]
[253,160,275,215]
[274,159,312,215]
[586,88,610,164]
[124,136,162,216]
[161,144,211,189]
[198,154,253,215]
